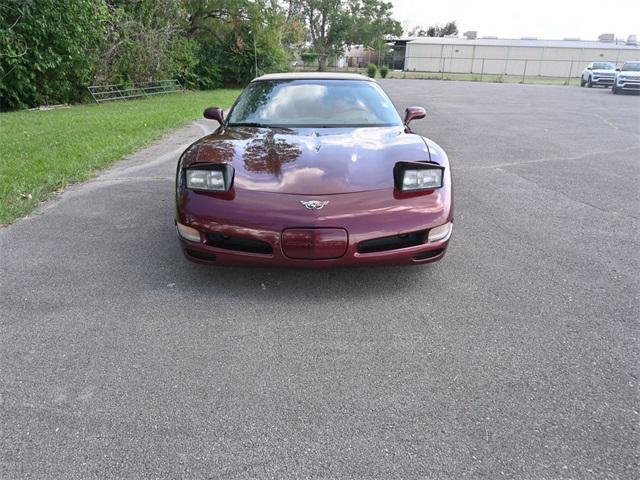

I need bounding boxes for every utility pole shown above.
[254,35,258,78]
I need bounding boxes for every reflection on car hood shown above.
[592,69,615,75]
[185,126,432,194]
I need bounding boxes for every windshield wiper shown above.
[227,122,268,127]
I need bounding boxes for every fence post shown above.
[480,58,485,81]
[567,59,574,85]
[87,87,99,105]
[522,59,527,83]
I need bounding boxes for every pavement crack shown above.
[91,176,173,182]
[494,166,640,220]
[462,146,640,171]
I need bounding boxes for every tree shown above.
[408,20,458,38]
[185,0,300,86]
[347,0,402,65]
[96,0,196,85]
[296,0,401,71]
[0,0,108,109]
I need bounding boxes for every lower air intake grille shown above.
[205,232,273,255]
[185,249,217,261]
[357,230,426,254]
[413,248,444,260]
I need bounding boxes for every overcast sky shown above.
[390,0,640,40]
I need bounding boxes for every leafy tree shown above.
[408,21,458,38]
[185,0,299,86]
[296,0,401,71]
[96,0,197,85]
[0,0,108,109]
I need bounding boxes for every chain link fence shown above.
[292,54,614,86]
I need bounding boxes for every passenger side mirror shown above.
[586,67,592,70]
[404,106,426,127]
[203,107,224,125]
[616,68,621,71]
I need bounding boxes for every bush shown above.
[301,53,319,66]
[367,63,378,78]
[0,0,108,109]
[380,65,389,78]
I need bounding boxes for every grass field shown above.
[0,90,240,224]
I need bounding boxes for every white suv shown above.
[580,62,616,88]
[612,61,640,94]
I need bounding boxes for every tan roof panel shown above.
[253,72,374,82]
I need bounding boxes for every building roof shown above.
[407,37,640,50]
[253,72,374,82]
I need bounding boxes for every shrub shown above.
[0,0,109,109]
[367,63,377,78]
[379,65,389,78]
[301,53,319,66]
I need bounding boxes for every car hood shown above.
[592,69,615,74]
[619,70,640,77]
[185,126,432,194]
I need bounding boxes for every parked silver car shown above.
[612,61,640,94]
[580,62,616,88]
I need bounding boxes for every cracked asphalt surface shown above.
[1,80,639,479]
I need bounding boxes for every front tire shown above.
[612,84,619,94]
[580,77,586,87]
[587,76,593,88]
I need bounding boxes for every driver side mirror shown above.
[586,67,592,70]
[616,68,621,71]
[203,107,224,125]
[404,106,426,127]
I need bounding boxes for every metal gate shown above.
[88,80,183,104]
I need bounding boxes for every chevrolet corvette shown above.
[175,73,453,267]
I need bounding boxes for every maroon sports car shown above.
[175,73,453,267]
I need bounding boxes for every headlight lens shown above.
[394,162,445,192]
[428,222,452,242]
[186,169,226,191]
[402,168,443,190]
[176,222,201,242]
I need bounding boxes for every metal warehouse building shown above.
[404,35,640,78]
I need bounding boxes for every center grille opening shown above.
[357,230,426,254]
[205,232,273,255]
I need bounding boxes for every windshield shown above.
[621,62,640,71]
[227,79,403,128]
[592,62,615,70]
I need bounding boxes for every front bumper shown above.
[176,188,453,267]
[178,230,450,267]
[616,78,640,91]
[592,76,614,85]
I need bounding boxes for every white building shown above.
[404,35,640,77]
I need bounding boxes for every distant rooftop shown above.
[407,37,640,50]
[253,72,373,82]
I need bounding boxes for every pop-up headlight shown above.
[394,162,444,191]
[186,164,234,192]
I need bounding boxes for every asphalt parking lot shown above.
[1,80,639,479]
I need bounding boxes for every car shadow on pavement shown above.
[148,224,443,303]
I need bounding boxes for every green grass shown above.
[0,90,240,224]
